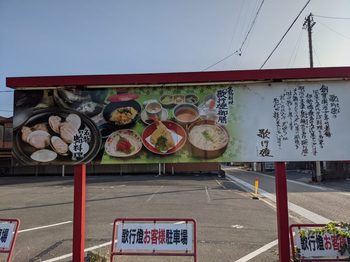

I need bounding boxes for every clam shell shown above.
[66,114,81,130]
[51,136,68,155]
[31,149,57,162]
[21,126,32,142]
[49,115,62,133]
[27,130,51,149]
[60,122,78,144]
[32,123,49,132]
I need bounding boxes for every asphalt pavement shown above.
[0,174,284,262]
[2,169,347,261]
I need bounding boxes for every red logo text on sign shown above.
[116,222,193,251]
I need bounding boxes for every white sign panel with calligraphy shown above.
[238,81,350,161]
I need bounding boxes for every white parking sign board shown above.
[0,222,15,250]
[116,223,193,251]
[0,219,20,262]
[111,218,197,261]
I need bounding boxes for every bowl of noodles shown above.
[187,119,229,159]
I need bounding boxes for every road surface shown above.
[0,169,349,261]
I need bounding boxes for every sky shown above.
[1,0,349,117]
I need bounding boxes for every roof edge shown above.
[6,67,350,89]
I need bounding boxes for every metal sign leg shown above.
[275,162,291,261]
[73,164,86,262]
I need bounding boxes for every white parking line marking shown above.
[235,239,278,262]
[88,185,126,200]
[215,179,227,189]
[259,197,277,210]
[146,186,164,202]
[19,221,72,233]
[42,253,73,262]
[226,173,331,224]
[205,186,211,202]
[110,185,126,189]
[42,241,113,262]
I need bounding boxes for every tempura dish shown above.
[142,120,187,155]
[150,119,175,152]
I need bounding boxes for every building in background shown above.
[0,116,12,175]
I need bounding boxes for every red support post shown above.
[275,162,291,261]
[73,164,86,262]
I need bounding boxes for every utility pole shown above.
[303,13,316,68]
[303,13,322,181]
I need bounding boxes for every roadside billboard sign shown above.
[111,218,196,261]
[12,80,350,165]
[0,219,20,262]
[290,224,350,261]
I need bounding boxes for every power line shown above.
[287,27,304,67]
[240,1,262,57]
[237,0,265,54]
[202,0,265,71]
[0,91,14,93]
[313,46,322,66]
[260,0,312,69]
[202,51,240,72]
[315,18,350,40]
[0,110,13,112]
[313,14,350,20]
[225,1,245,56]
[239,1,261,58]
[225,0,259,69]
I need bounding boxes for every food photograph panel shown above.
[13,85,238,165]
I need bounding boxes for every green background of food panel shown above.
[100,85,243,164]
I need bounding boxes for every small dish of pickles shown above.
[160,94,199,107]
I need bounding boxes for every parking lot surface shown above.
[0,174,282,261]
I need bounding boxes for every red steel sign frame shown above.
[110,218,197,262]
[7,67,350,262]
[0,218,20,262]
[290,223,350,261]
